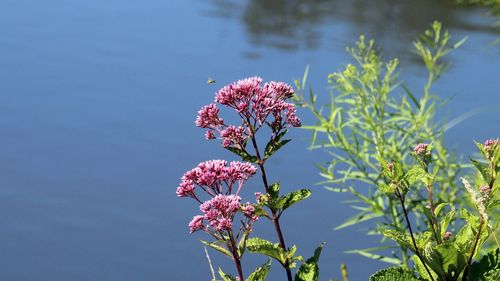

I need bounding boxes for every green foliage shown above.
[295,21,467,266]
[246,260,272,281]
[369,266,422,281]
[295,243,324,281]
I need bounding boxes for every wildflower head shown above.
[484,138,498,152]
[195,103,223,129]
[241,202,258,221]
[177,160,257,198]
[199,77,301,147]
[413,143,430,156]
[200,194,241,231]
[443,231,453,241]
[188,215,205,233]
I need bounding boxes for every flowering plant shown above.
[177,77,323,281]
[372,139,499,281]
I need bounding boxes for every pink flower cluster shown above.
[188,194,242,233]
[484,138,498,152]
[176,160,257,198]
[177,160,259,234]
[413,143,430,156]
[195,77,301,147]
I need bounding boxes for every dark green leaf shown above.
[264,138,291,158]
[469,248,500,281]
[279,189,311,211]
[295,243,325,281]
[369,266,422,281]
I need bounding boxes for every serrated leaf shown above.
[422,243,466,280]
[379,228,415,253]
[369,266,421,281]
[279,189,312,211]
[246,237,287,265]
[469,248,500,281]
[225,146,250,159]
[201,240,232,258]
[405,166,427,186]
[245,259,271,281]
[264,139,291,158]
[269,182,280,199]
[295,243,325,281]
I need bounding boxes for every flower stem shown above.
[249,131,293,281]
[228,231,244,280]
[396,189,435,281]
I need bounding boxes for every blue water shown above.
[1,1,499,280]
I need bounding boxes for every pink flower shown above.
[215,77,263,107]
[242,202,258,221]
[205,130,216,140]
[176,177,195,197]
[443,231,453,241]
[177,160,257,199]
[189,215,205,233]
[413,143,430,156]
[221,126,246,148]
[195,104,224,128]
[199,195,241,232]
[484,138,498,152]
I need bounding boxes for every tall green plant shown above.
[370,139,499,281]
[294,21,467,266]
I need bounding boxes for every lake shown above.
[1,0,499,280]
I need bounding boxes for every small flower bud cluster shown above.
[443,231,453,241]
[413,143,430,156]
[484,138,498,152]
[479,185,491,199]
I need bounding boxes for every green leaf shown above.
[246,259,271,281]
[201,240,232,258]
[264,138,291,158]
[246,237,287,265]
[439,210,455,238]
[345,246,402,265]
[225,146,250,159]
[470,157,491,183]
[422,243,466,280]
[369,266,422,281]
[379,227,415,253]
[335,211,383,230]
[405,166,427,186]
[469,248,500,281]
[218,268,237,281]
[269,182,280,199]
[295,243,325,281]
[278,189,312,211]
[237,230,250,257]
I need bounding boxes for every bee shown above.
[207,77,216,84]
